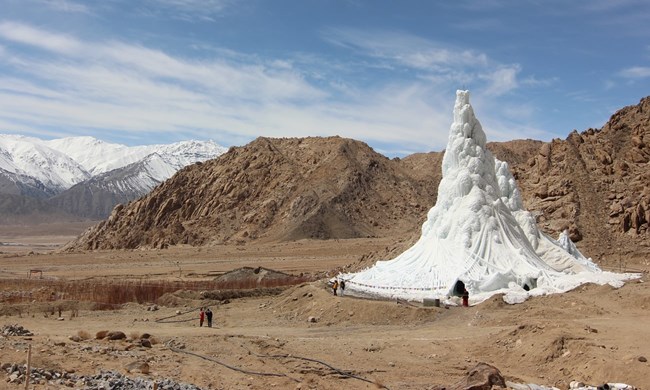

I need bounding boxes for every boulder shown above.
[450,362,506,390]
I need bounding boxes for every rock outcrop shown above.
[510,96,650,263]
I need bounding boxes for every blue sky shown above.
[0,0,648,156]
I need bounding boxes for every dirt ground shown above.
[0,224,649,389]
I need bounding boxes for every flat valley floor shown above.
[0,223,649,389]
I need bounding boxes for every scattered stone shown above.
[125,361,150,374]
[307,316,317,323]
[3,366,201,389]
[1,324,33,336]
[639,356,647,362]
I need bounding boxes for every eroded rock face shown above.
[66,97,650,263]
[511,96,650,258]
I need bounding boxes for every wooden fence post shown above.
[24,344,31,390]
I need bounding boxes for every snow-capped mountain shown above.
[0,134,91,192]
[43,137,226,177]
[0,134,227,220]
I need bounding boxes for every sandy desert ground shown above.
[0,223,649,389]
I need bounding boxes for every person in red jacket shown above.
[199,307,205,327]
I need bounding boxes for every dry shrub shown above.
[129,331,141,340]
[149,337,160,345]
[0,270,314,309]
[95,330,109,339]
[107,331,126,340]
[77,330,91,340]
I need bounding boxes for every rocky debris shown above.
[1,324,33,336]
[2,364,202,389]
[449,362,506,390]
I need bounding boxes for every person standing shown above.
[205,307,213,327]
[332,280,339,296]
[340,280,346,296]
[199,307,205,327]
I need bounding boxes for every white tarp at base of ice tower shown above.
[340,90,639,305]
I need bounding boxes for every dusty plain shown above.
[0,223,649,389]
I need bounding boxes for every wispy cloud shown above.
[0,21,460,153]
[481,65,520,96]
[619,66,650,79]
[141,0,234,22]
[319,27,532,100]
[0,21,83,54]
[322,28,489,72]
[38,0,91,14]
[0,21,562,155]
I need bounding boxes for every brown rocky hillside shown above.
[511,96,650,264]
[66,97,650,264]
[66,137,442,250]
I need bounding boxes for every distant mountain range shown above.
[0,135,227,222]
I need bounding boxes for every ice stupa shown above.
[341,90,638,305]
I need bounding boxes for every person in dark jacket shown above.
[205,307,213,327]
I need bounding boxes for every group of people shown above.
[331,279,346,296]
[199,307,213,327]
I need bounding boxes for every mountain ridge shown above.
[0,135,227,221]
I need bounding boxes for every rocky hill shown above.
[66,97,650,263]
[67,137,443,250]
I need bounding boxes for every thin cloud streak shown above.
[322,27,489,71]
[38,0,91,14]
[0,21,83,54]
[619,66,650,79]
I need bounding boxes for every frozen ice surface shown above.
[340,90,638,305]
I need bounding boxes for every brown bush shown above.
[95,330,109,339]
[77,330,91,340]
